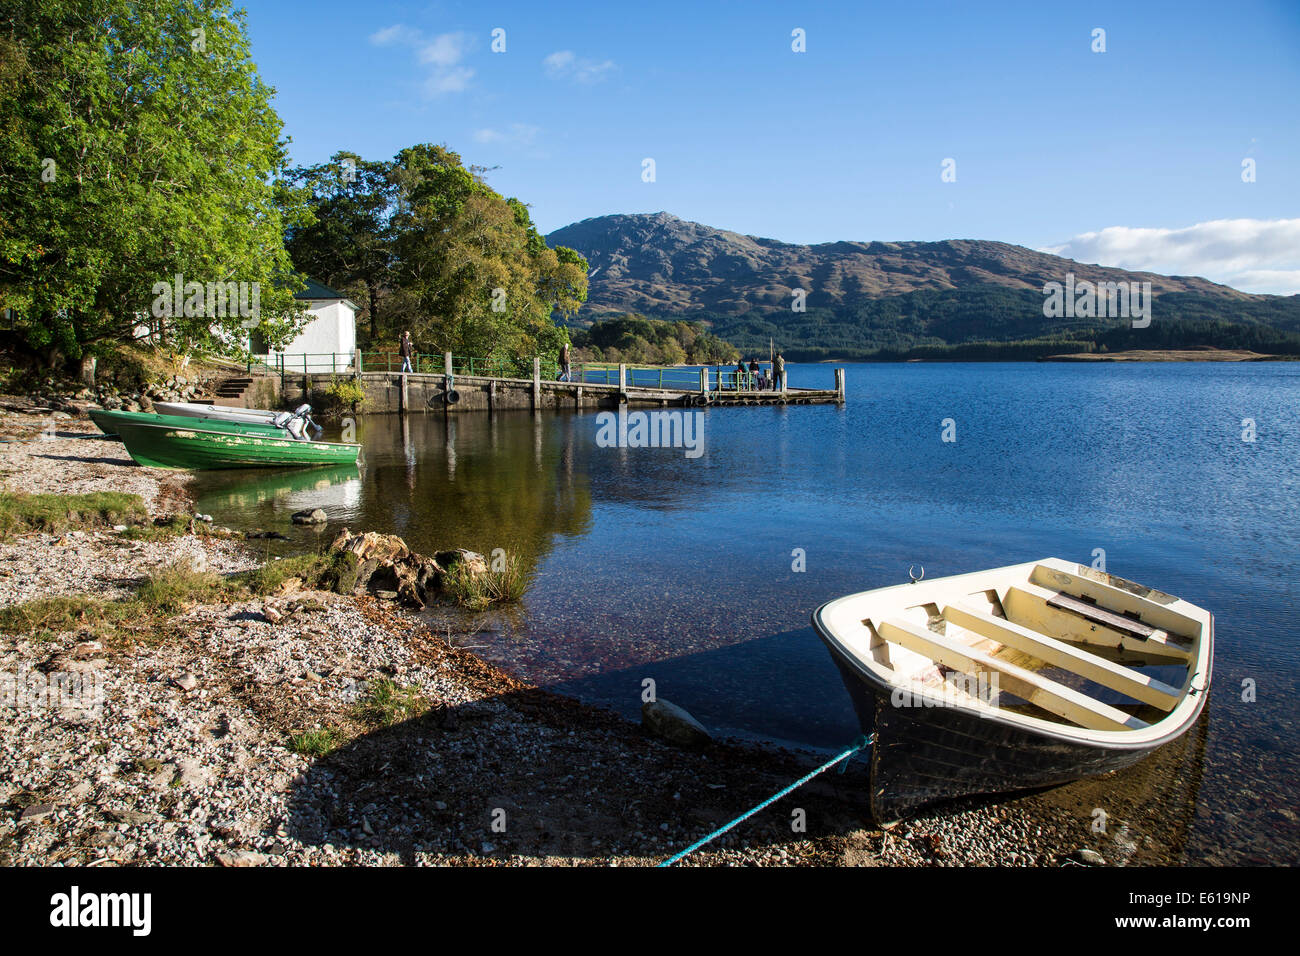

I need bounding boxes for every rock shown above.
[175,673,199,692]
[641,698,712,749]
[1073,848,1106,866]
[245,530,289,541]
[291,508,328,526]
[216,850,268,868]
[262,606,283,624]
[434,548,488,576]
[112,524,128,532]
[19,803,55,822]
[105,808,159,825]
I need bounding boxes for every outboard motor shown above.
[286,416,306,440]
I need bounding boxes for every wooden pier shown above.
[255,353,846,414]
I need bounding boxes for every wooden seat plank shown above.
[878,617,1149,732]
[943,604,1181,710]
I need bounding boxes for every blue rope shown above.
[657,733,873,867]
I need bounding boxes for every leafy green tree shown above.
[390,143,587,366]
[0,0,305,371]
[284,152,397,343]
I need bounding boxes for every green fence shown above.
[248,352,782,393]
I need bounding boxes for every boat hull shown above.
[815,601,1212,824]
[153,401,282,425]
[825,651,1176,823]
[111,421,359,470]
[90,409,287,438]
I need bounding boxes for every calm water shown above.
[193,362,1300,863]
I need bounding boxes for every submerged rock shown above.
[291,508,328,525]
[642,698,712,749]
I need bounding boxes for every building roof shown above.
[294,277,347,301]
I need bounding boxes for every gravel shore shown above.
[0,404,1136,867]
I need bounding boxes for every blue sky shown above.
[244,0,1300,291]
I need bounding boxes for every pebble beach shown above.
[0,401,1157,867]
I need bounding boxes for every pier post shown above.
[399,371,408,415]
[444,351,453,376]
[618,363,627,398]
[835,367,845,403]
[699,368,708,394]
[353,349,362,379]
[532,357,541,410]
[488,379,496,412]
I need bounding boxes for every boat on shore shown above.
[89,408,289,439]
[109,419,359,470]
[812,558,1213,823]
[154,401,298,426]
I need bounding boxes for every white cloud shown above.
[1042,218,1300,295]
[369,24,418,46]
[369,25,474,96]
[472,123,540,147]
[543,49,616,84]
[420,33,469,68]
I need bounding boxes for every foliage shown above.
[441,554,528,610]
[317,376,367,417]
[286,727,342,757]
[567,314,738,364]
[667,286,1300,360]
[283,152,398,341]
[0,0,308,367]
[350,677,428,728]
[0,491,148,538]
[239,549,357,596]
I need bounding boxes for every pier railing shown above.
[246,351,837,398]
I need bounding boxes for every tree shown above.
[284,152,397,343]
[390,143,587,366]
[0,0,305,369]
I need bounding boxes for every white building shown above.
[256,278,358,374]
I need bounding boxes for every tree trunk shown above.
[80,354,97,389]
[367,281,379,342]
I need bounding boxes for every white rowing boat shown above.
[812,558,1213,822]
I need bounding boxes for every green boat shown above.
[90,408,289,438]
[110,419,360,470]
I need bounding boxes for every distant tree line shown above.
[565,314,737,365]
[659,285,1300,361]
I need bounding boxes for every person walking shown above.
[558,342,572,382]
[399,330,414,373]
[773,351,785,391]
[748,358,760,390]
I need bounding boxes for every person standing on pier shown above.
[399,330,414,373]
[559,342,572,382]
[773,351,785,391]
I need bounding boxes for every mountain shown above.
[546,212,1300,359]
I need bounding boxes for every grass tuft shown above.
[0,492,148,539]
[350,677,428,728]
[442,554,528,609]
[287,727,343,757]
